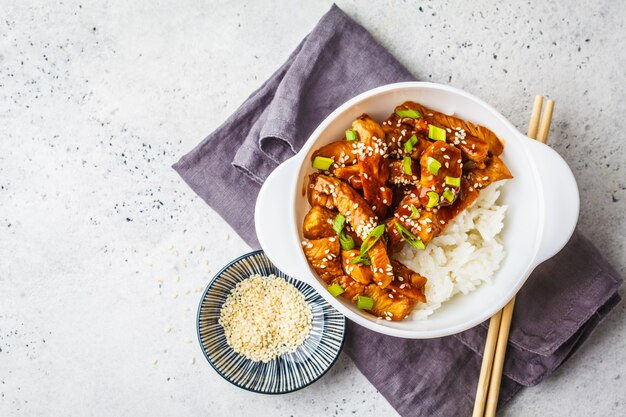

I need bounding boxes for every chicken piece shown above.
[438,156,513,229]
[334,274,366,302]
[368,240,394,288]
[382,105,430,158]
[303,206,336,240]
[387,260,427,302]
[308,174,379,240]
[387,206,441,251]
[419,142,463,206]
[341,250,373,285]
[334,165,362,189]
[335,274,416,322]
[466,155,513,189]
[385,218,405,254]
[302,236,343,282]
[352,115,392,219]
[437,177,480,225]
[397,101,504,157]
[363,284,416,321]
[307,174,336,210]
[311,140,357,168]
[455,133,489,163]
[388,159,419,186]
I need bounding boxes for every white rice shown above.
[395,182,507,319]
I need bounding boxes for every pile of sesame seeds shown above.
[219,274,312,363]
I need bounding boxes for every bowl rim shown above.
[196,249,347,395]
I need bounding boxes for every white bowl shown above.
[255,82,579,339]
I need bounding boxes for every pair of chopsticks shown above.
[472,95,555,417]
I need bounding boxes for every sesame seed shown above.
[219,274,312,363]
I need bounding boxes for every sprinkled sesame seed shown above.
[219,274,312,363]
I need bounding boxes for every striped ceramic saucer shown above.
[197,250,346,394]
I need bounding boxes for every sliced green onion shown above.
[312,156,334,171]
[426,191,439,208]
[445,176,461,187]
[356,295,374,310]
[339,231,355,250]
[359,224,385,253]
[345,129,358,142]
[442,189,455,203]
[403,134,418,153]
[427,157,441,176]
[393,221,426,250]
[409,205,421,220]
[428,124,446,142]
[332,213,346,234]
[327,283,345,297]
[350,224,385,265]
[403,156,413,175]
[407,237,426,250]
[395,109,422,119]
[350,253,371,265]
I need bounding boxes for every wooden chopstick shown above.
[472,95,554,417]
[537,99,554,143]
[471,310,503,417]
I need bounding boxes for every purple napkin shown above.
[173,5,623,416]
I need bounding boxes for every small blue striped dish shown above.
[197,250,346,394]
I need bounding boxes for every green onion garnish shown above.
[393,221,426,250]
[403,134,418,153]
[442,189,455,203]
[312,156,334,171]
[427,157,441,176]
[350,253,371,266]
[428,124,446,142]
[426,191,439,208]
[327,283,345,297]
[407,236,426,250]
[360,224,385,253]
[350,224,385,264]
[356,295,374,310]
[403,156,413,175]
[409,205,421,220]
[395,109,422,119]
[332,213,346,234]
[339,231,355,250]
[345,129,358,142]
[445,176,461,187]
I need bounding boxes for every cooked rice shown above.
[395,182,507,319]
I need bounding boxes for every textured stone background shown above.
[1,1,624,416]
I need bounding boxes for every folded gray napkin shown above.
[173,5,623,416]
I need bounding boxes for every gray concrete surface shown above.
[1,1,625,416]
